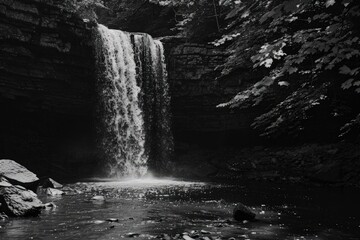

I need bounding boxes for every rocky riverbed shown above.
[1,176,360,240]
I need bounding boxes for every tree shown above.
[60,0,107,22]
[212,0,360,140]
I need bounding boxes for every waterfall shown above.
[94,24,173,178]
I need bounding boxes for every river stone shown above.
[91,196,105,201]
[233,203,256,221]
[0,160,39,188]
[44,202,56,207]
[106,218,119,222]
[0,212,9,220]
[46,188,64,196]
[126,233,140,238]
[183,235,195,240]
[0,185,43,217]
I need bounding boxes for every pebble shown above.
[91,196,105,201]
[0,213,8,220]
[106,218,119,222]
[126,233,140,238]
[43,202,57,209]
[162,234,171,240]
[94,220,105,224]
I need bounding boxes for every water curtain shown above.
[94,24,173,178]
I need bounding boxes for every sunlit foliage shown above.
[61,0,107,21]
[63,0,360,140]
[210,0,360,139]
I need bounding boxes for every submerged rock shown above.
[0,160,39,190]
[0,185,43,217]
[233,203,256,221]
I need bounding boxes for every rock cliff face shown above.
[0,0,97,180]
[164,39,261,151]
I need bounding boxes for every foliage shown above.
[104,0,360,140]
[58,0,360,140]
[340,114,360,140]
[59,0,107,22]
[149,0,231,40]
[212,0,360,139]
[96,0,177,37]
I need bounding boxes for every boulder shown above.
[45,188,64,196]
[37,186,65,196]
[0,185,43,217]
[0,160,39,190]
[39,178,63,189]
[233,203,256,221]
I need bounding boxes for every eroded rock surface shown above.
[39,178,63,189]
[0,0,98,179]
[0,159,39,186]
[0,185,43,217]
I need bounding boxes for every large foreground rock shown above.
[0,160,39,189]
[0,185,43,217]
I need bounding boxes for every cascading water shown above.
[94,24,173,178]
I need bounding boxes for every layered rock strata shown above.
[0,0,97,179]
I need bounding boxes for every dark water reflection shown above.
[0,179,359,240]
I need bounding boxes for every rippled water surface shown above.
[1,179,359,240]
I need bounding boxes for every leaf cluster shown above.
[58,0,107,22]
[215,0,360,140]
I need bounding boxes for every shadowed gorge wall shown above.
[0,0,97,180]
[163,39,261,149]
